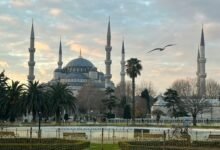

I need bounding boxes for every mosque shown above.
[27,19,126,96]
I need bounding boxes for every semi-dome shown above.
[66,57,94,68]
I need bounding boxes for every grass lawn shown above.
[90,143,120,150]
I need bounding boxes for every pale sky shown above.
[0,0,219,93]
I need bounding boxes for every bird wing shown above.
[147,48,162,53]
[164,44,176,48]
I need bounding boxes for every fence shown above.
[1,126,220,143]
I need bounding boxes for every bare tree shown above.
[77,82,105,114]
[171,78,197,98]
[136,81,157,97]
[182,97,210,126]
[206,79,220,99]
[135,96,147,118]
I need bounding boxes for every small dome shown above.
[66,57,94,68]
[90,67,97,71]
[54,68,62,72]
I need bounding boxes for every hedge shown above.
[119,140,220,150]
[0,138,90,150]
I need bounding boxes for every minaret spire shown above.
[28,20,35,82]
[120,40,126,97]
[107,16,111,46]
[105,17,112,88]
[58,37,63,69]
[79,48,82,58]
[200,25,205,46]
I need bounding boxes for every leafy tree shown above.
[183,96,210,126]
[152,109,165,124]
[49,82,76,123]
[164,89,187,118]
[126,58,142,124]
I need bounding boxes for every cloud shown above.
[66,40,104,58]
[9,0,32,8]
[49,8,62,16]
[0,60,9,68]
[0,15,16,24]
[35,41,52,53]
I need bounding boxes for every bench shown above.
[135,133,164,141]
[0,131,16,138]
[208,134,220,141]
[63,132,87,140]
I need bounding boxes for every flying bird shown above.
[147,44,176,53]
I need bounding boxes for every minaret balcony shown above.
[28,61,35,66]
[105,60,112,64]
[199,58,206,63]
[199,74,207,78]
[29,48,36,52]
[105,45,112,51]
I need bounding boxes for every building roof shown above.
[65,57,94,68]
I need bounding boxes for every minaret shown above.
[196,49,200,96]
[57,38,63,69]
[28,20,35,82]
[120,40,126,97]
[198,26,206,97]
[105,17,112,88]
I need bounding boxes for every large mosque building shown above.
[27,19,126,96]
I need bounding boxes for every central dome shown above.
[66,57,94,68]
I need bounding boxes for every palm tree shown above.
[126,58,142,125]
[23,81,45,122]
[4,81,24,122]
[49,82,76,123]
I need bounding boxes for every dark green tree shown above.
[49,82,76,123]
[102,87,117,114]
[164,89,187,118]
[126,58,142,124]
[141,89,151,114]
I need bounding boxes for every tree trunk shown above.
[192,115,197,126]
[56,108,61,124]
[132,77,135,125]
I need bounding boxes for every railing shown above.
[1,126,220,143]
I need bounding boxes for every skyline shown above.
[0,0,220,93]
